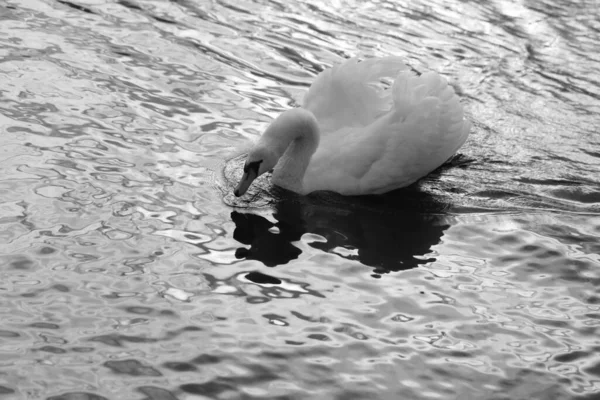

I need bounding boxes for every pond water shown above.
[1,0,600,399]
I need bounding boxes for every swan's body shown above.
[235,57,471,197]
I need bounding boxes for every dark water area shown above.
[1,0,600,399]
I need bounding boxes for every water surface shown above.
[1,0,600,399]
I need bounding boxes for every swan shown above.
[234,57,471,197]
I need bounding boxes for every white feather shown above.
[235,57,471,197]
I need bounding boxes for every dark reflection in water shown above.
[233,186,451,275]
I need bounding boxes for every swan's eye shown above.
[244,160,262,174]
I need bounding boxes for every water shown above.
[1,0,599,399]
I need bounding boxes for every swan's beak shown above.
[234,165,259,197]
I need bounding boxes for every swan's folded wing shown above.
[359,71,470,193]
[304,70,470,195]
[302,57,409,135]
[361,99,445,193]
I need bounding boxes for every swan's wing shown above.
[304,70,471,195]
[362,71,471,193]
[302,57,409,135]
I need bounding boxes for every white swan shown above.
[234,57,471,197]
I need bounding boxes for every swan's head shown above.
[234,146,278,197]
[234,108,319,197]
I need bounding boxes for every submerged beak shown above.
[234,161,261,197]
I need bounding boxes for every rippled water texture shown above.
[1,0,600,399]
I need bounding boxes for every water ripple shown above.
[0,0,599,399]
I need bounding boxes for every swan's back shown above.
[303,57,410,134]
[302,57,471,195]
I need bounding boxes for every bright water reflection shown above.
[0,0,599,399]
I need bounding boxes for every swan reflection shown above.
[232,188,452,275]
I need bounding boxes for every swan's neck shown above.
[273,133,317,193]
[262,109,320,194]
